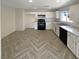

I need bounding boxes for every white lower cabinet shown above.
[67,32,76,54]
[75,36,79,58]
[52,25,55,32]
[67,32,79,59]
[34,22,37,30]
[55,26,59,37]
[46,22,55,30]
[76,42,79,58]
[52,24,56,32]
[53,26,59,37]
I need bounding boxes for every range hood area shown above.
[38,15,46,19]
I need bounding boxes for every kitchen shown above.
[1,0,79,59]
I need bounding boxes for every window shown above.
[60,11,73,22]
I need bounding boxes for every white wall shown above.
[1,6,16,39]
[0,0,1,34]
[1,8,56,38]
[15,8,25,31]
[0,0,1,35]
[0,0,1,58]
[24,14,36,28]
[69,3,79,27]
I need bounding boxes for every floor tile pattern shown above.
[2,29,78,59]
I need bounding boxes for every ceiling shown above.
[1,0,79,11]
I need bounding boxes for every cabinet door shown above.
[56,27,59,37]
[56,11,60,18]
[67,32,76,55]
[34,22,37,29]
[76,43,79,59]
[52,25,55,32]
[46,22,53,29]
[75,36,79,59]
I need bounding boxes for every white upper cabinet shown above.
[56,11,60,19]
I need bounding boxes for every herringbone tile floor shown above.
[2,29,78,59]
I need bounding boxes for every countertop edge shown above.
[60,26,79,37]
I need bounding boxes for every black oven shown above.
[38,19,46,30]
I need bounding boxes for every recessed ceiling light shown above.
[56,0,69,3]
[56,0,59,2]
[56,0,63,2]
[29,0,32,2]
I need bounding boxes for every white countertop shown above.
[34,20,79,36]
[60,26,79,37]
